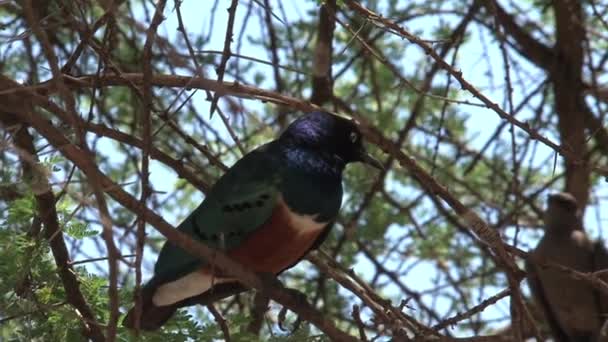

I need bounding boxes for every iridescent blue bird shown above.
[124,111,382,330]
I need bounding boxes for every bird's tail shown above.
[123,282,248,331]
[122,285,178,331]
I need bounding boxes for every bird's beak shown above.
[358,148,384,171]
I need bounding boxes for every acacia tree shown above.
[1,0,607,341]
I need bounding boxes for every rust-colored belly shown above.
[226,200,325,274]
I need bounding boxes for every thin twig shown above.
[133,0,167,334]
[209,0,239,117]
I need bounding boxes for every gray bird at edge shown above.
[526,192,608,342]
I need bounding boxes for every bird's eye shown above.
[349,131,359,144]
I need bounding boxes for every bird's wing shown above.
[152,143,283,284]
[592,240,608,314]
[525,258,570,342]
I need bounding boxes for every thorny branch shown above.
[133,0,167,335]
[0,94,105,341]
[0,74,359,341]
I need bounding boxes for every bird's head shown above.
[544,192,580,232]
[280,111,383,170]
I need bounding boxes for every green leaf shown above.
[6,194,35,225]
[64,222,99,239]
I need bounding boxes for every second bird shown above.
[527,192,608,342]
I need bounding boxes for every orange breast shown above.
[224,200,326,274]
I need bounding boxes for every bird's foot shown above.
[254,272,308,333]
[254,272,309,304]
[278,288,308,333]
[279,288,309,334]
[284,287,309,305]
[278,304,303,332]
[255,271,283,291]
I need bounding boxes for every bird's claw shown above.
[254,272,308,333]
[284,287,309,305]
[277,288,307,333]
[255,271,283,291]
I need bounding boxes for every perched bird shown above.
[526,192,608,342]
[123,111,383,330]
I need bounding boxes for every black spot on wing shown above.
[228,231,243,238]
[222,194,271,213]
[192,219,208,240]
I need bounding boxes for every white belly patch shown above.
[285,208,326,233]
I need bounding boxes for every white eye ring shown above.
[349,131,359,143]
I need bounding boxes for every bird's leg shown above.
[282,286,309,326]
[209,233,227,290]
[284,287,309,306]
[254,271,308,333]
[247,291,270,335]
[255,272,310,304]
[280,287,308,333]
[277,289,307,333]
[255,271,284,291]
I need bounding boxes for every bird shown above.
[123,111,383,330]
[526,192,608,342]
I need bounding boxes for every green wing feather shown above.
[152,143,283,284]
